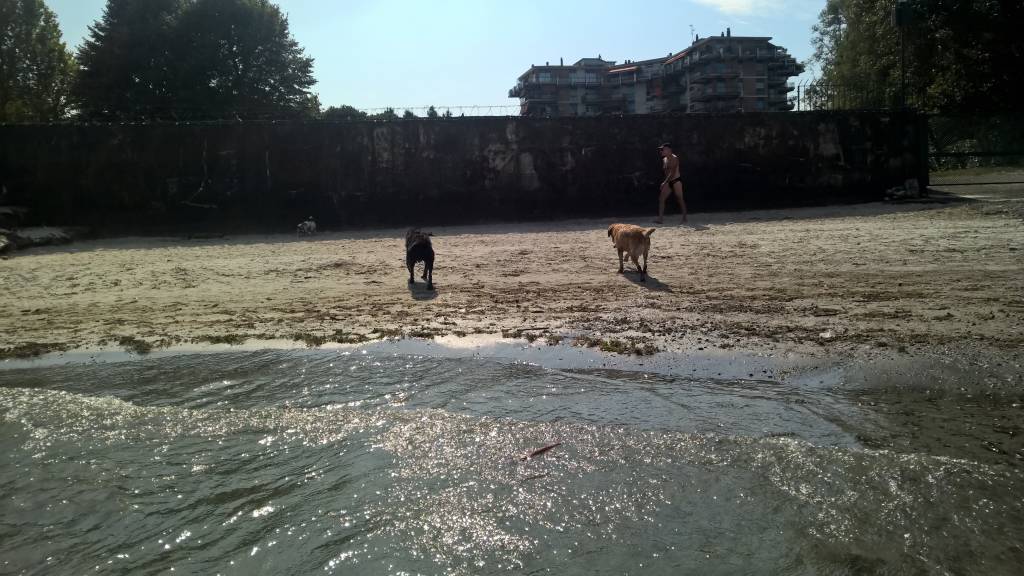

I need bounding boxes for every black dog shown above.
[405,228,434,290]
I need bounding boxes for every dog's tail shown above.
[645,228,656,237]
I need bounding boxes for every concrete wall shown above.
[0,112,926,233]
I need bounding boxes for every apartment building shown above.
[508,30,803,116]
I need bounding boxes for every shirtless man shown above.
[656,142,687,224]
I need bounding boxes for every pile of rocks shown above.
[884,178,925,201]
[0,206,78,255]
[0,206,28,254]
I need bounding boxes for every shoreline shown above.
[2,188,1023,391]
[3,332,1020,397]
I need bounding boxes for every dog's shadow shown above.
[407,282,438,301]
[621,270,673,292]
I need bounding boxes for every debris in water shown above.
[520,442,562,461]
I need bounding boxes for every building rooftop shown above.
[573,57,616,67]
[515,34,788,82]
[516,57,617,81]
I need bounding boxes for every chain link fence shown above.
[928,115,1024,186]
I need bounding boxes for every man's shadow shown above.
[407,282,438,301]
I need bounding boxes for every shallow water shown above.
[1,348,1021,575]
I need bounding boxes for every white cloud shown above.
[691,0,782,16]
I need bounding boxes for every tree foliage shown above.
[322,104,366,120]
[810,0,1022,112]
[368,107,397,120]
[0,0,76,122]
[74,0,184,118]
[75,0,317,119]
[426,105,438,118]
[172,0,316,118]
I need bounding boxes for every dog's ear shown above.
[645,228,656,237]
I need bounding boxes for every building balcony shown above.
[582,93,627,104]
[690,69,741,83]
[766,78,796,91]
[691,88,742,101]
[768,66,800,78]
[767,57,798,69]
[514,90,558,103]
[513,82,565,98]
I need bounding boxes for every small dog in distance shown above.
[608,223,655,282]
[296,217,316,235]
[405,228,434,290]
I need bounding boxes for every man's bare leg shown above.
[673,182,687,224]
[656,184,670,224]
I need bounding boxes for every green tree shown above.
[0,0,77,122]
[322,104,366,120]
[74,0,185,119]
[369,107,397,120]
[402,108,415,119]
[75,0,317,120]
[810,0,1022,112]
[426,105,438,118]
[172,0,316,119]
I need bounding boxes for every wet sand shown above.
[2,186,1023,387]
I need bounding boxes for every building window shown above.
[537,72,552,84]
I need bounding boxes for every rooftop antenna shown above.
[689,24,695,43]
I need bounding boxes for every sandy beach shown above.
[3,185,1023,382]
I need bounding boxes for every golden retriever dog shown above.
[607,223,655,282]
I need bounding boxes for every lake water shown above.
[1,345,1021,575]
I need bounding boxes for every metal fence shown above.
[927,115,1024,186]
[790,79,924,112]
[359,105,520,117]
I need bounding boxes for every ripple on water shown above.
[0,351,1022,575]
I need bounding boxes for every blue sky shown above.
[48,0,826,114]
